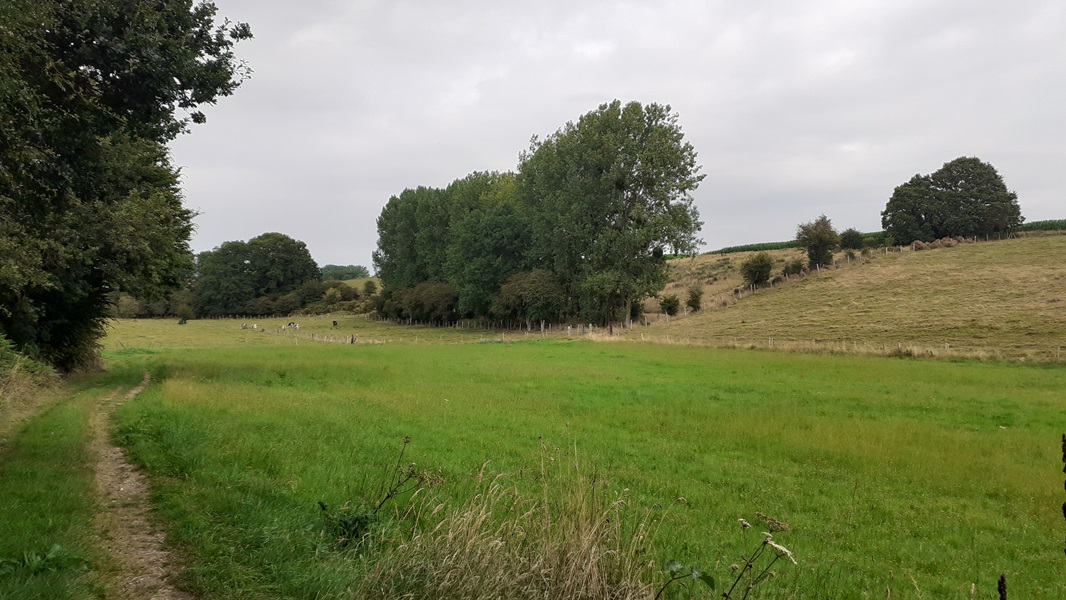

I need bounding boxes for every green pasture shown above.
[101,338,1066,599]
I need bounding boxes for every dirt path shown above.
[89,373,194,600]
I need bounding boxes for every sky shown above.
[169,0,1066,269]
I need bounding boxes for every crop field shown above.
[71,324,1063,599]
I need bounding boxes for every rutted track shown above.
[89,373,194,600]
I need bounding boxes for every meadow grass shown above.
[108,340,1066,599]
[103,312,492,353]
[0,361,157,599]
[0,393,99,598]
[649,236,1066,360]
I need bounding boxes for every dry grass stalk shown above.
[353,458,657,600]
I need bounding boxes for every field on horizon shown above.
[94,330,1066,599]
[649,235,1066,361]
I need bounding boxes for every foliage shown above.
[781,258,805,277]
[1012,219,1066,232]
[374,172,529,319]
[492,269,566,327]
[658,525,795,600]
[740,252,774,286]
[0,0,251,370]
[373,101,703,326]
[685,286,704,312]
[320,264,369,280]
[192,233,320,317]
[363,280,379,297]
[519,100,704,324]
[839,228,864,250]
[659,294,681,316]
[318,436,441,549]
[708,241,799,254]
[0,544,87,577]
[444,173,530,317]
[881,157,1023,245]
[796,215,839,268]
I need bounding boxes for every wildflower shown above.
[765,535,797,565]
[756,511,790,532]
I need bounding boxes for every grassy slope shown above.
[109,342,1066,599]
[648,236,1066,360]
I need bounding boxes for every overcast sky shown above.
[170,0,1066,269]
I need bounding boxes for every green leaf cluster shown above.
[881,156,1023,245]
[795,215,839,269]
[372,101,704,326]
[0,0,251,369]
[192,233,321,318]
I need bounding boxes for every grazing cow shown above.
[240,323,248,330]
[332,320,338,328]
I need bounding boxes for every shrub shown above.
[796,215,839,268]
[686,286,704,312]
[740,252,774,286]
[659,294,680,316]
[839,228,864,250]
[781,258,805,277]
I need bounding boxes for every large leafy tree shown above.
[0,0,251,369]
[192,233,319,318]
[518,100,704,324]
[882,157,1022,245]
[443,172,530,317]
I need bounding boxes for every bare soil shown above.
[90,373,195,600]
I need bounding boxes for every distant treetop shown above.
[881,157,1022,245]
[321,264,370,280]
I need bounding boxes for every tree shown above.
[0,0,251,369]
[686,286,704,312]
[321,265,370,280]
[192,233,319,317]
[740,252,774,286]
[881,157,1022,245]
[839,228,864,250]
[492,269,565,329]
[444,172,530,317]
[796,215,839,268]
[659,294,680,316]
[518,100,704,324]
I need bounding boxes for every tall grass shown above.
[109,341,1066,599]
[0,398,97,598]
[355,453,658,600]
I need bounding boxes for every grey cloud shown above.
[172,0,1066,267]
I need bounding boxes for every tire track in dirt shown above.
[90,373,194,600]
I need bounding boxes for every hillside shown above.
[641,234,1066,361]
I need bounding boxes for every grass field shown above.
[3,234,1064,599]
[89,335,1066,599]
[648,236,1066,361]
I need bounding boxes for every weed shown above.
[353,448,657,599]
[657,514,795,600]
[318,436,442,549]
[0,544,88,577]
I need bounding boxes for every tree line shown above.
[111,232,373,320]
[372,100,704,328]
[0,0,252,370]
